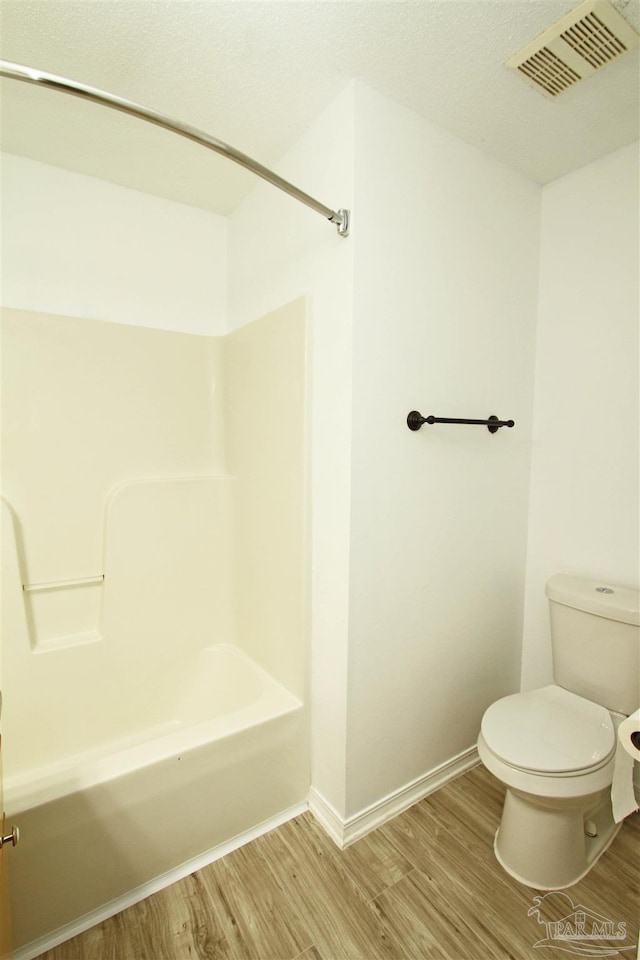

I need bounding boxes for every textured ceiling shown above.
[1,0,639,215]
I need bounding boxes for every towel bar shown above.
[407,411,514,433]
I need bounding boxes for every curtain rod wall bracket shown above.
[0,59,351,238]
[331,208,350,238]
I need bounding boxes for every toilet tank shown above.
[546,574,640,715]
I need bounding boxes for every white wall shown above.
[521,143,640,691]
[229,80,543,822]
[1,153,227,335]
[344,84,541,816]
[229,83,355,817]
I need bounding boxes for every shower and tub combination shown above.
[1,301,310,955]
[0,60,349,958]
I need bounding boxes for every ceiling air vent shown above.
[506,0,639,97]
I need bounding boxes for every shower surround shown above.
[1,299,309,956]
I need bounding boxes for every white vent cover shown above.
[507,0,639,97]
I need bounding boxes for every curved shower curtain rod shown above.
[0,59,350,237]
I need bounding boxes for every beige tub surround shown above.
[224,299,308,699]
[1,307,225,656]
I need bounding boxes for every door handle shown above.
[0,825,19,848]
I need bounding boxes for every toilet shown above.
[478,574,639,890]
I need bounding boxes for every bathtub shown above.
[6,644,309,958]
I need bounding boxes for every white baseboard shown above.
[14,801,308,960]
[310,745,480,848]
[307,784,345,846]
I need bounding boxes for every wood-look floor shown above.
[39,765,639,960]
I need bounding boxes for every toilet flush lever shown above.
[0,824,19,848]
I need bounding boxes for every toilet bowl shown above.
[478,575,639,890]
[478,684,620,889]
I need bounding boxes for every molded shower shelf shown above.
[33,629,103,653]
[25,576,105,653]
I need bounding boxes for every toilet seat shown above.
[481,684,615,776]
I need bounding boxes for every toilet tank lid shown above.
[546,575,639,626]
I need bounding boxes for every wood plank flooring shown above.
[39,765,639,960]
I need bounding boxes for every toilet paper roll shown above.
[617,709,640,761]
[611,709,640,824]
